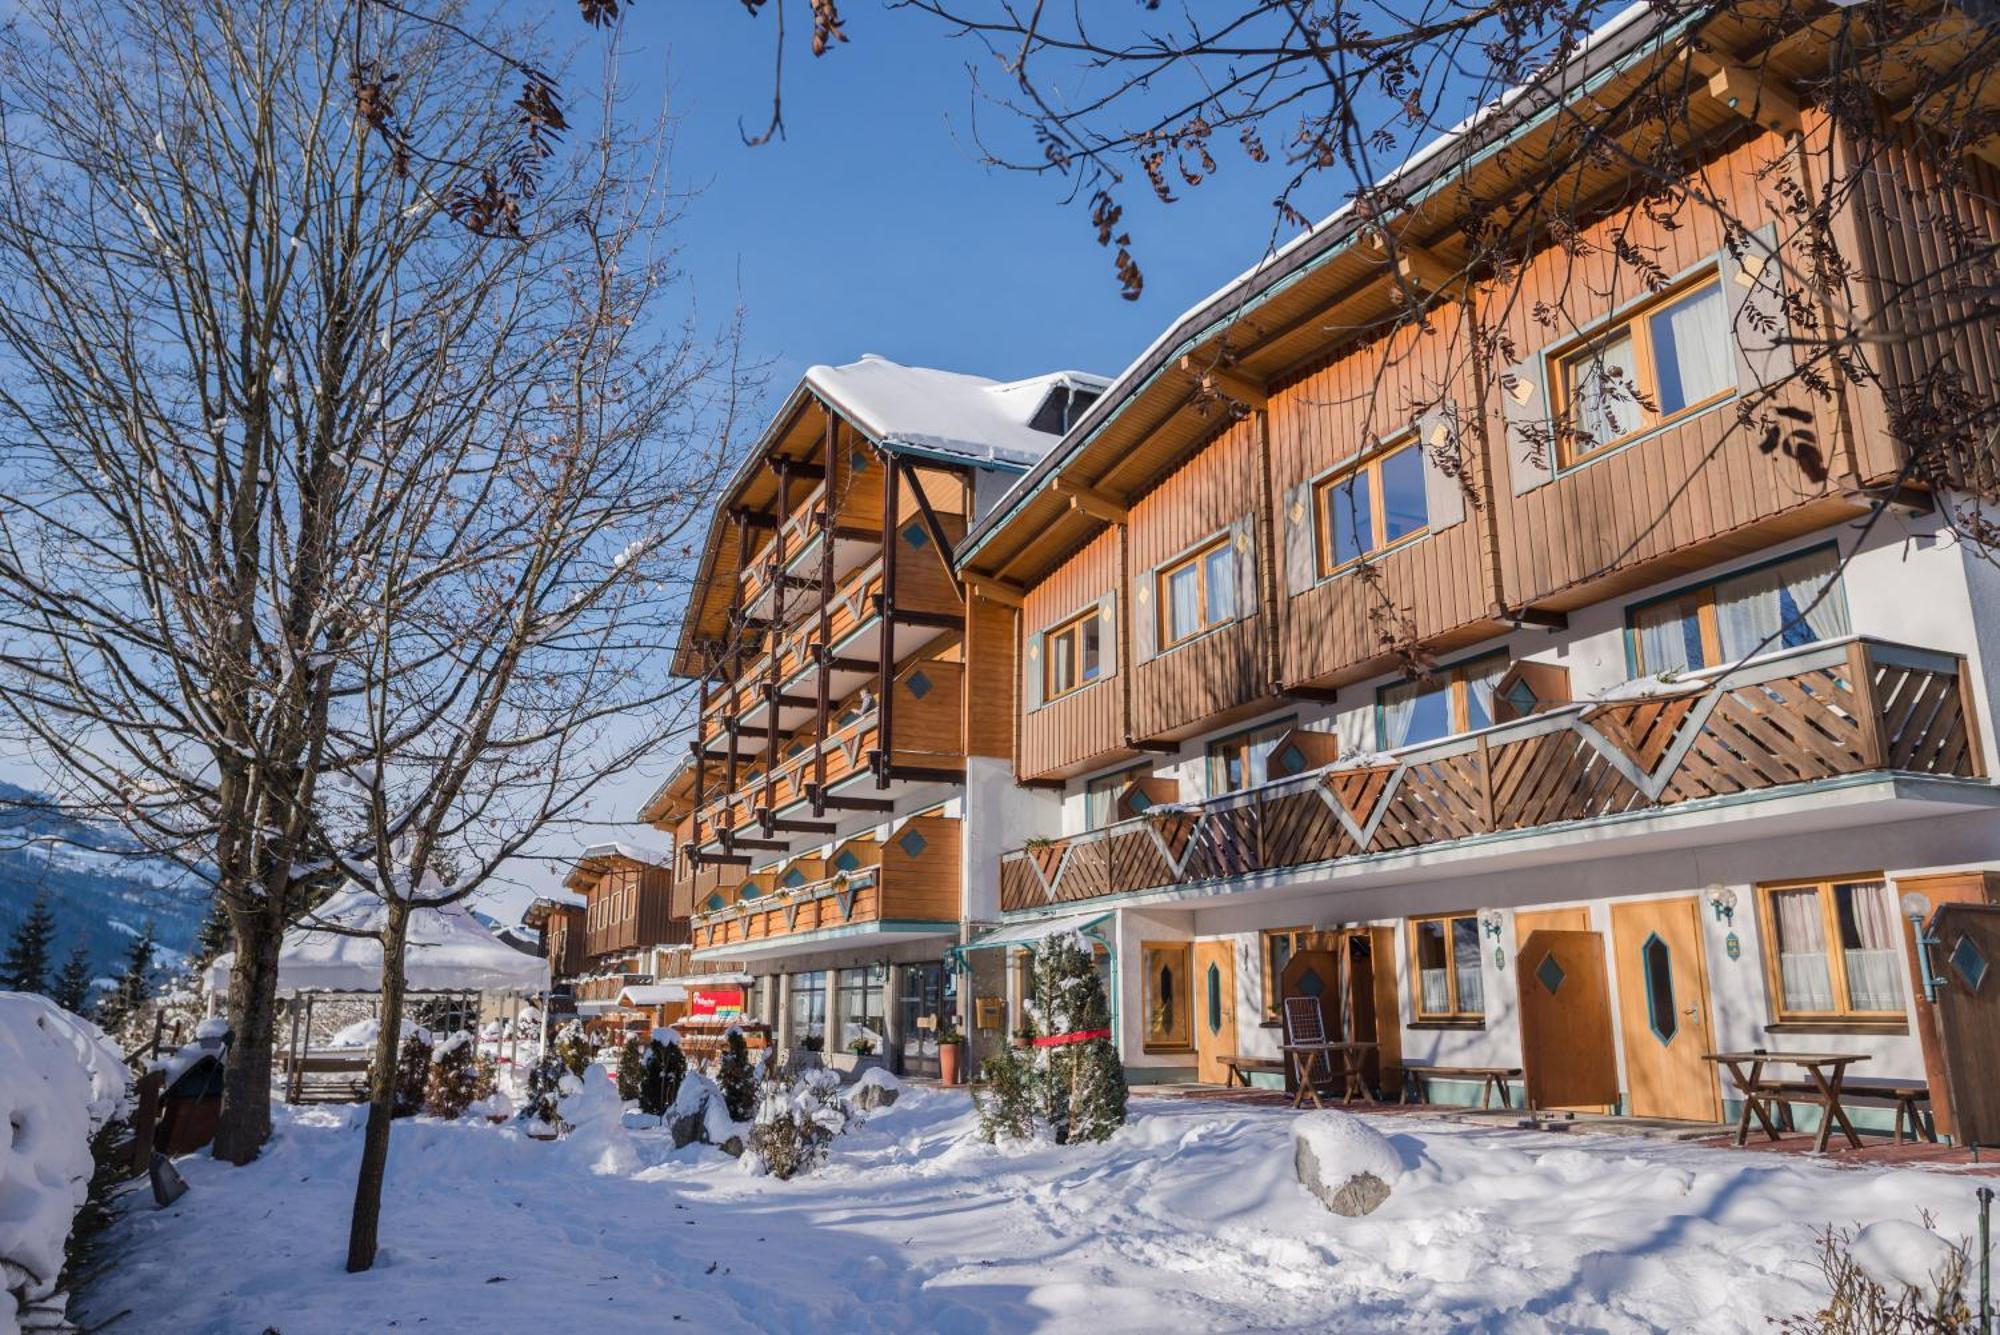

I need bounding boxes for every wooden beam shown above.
[1692,53,1801,135]
[765,818,836,835]
[1050,475,1129,524]
[808,790,895,813]
[1018,777,1066,792]
[961,573,1024,607]
[724,836,789,852]
[695,852,754,868]
[880,763,968,785]
[1282,685,1341,704]
[886,606,965,631]
[766,455,825,481]
[1130,739,1180,754]
[1504,606,1569,631]
[820,654,877,674]
[729,509,778,532]
[1177,354,1268,410]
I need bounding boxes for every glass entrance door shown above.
[899,963,944,1076]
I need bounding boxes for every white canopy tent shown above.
[205,883,548,998]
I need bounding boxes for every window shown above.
[1378,652,1510,750]
[1206,717,1298,795]
[1044,607,1104,701]
[1629,546,1850,676]
[1759,876,1905,1020]
[1317,438,1429,572]
[1556,273,1734,463]
[1410,914,1485,1021]
[836,964,887,1052]
[1159,537,1237,647]
[1261,927,1312,1021]
[1142,942,1192,1050]
[788,970,828,1042]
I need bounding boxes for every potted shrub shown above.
[937,1024,966,1087]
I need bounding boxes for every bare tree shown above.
[0,0,677,1162]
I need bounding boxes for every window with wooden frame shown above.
[1409,913,1485,1021]
[1315,436,1429,574]
[1157,536,1237,647]
[1377,651,1510,751]
[1552,271,1735,465]
[1261,927,1312,1022]
[1757,875,1906,1022]
[1043,606,1104,702]
[1084,765,1147,829]
[1627,545,1850,677]
[1141,941,1193,1050]
[1206,716,1298,795]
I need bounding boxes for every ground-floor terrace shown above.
[985,800,2000,1145]
[82,1086,2000,1334]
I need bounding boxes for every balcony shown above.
[690,659,967,862]
[690,814,963,958]
[999,637,1990,913]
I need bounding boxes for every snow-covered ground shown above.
[80,1092,1985,1333]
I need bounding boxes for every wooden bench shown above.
[1215,1054,1287,1088]
[1757,1078,1934,1145]
[1401,1064,1521,1111]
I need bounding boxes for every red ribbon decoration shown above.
[1029,1027,1112,1048]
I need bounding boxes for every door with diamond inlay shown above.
[1516,929,1617,1112]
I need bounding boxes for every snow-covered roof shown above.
[801,356,1108,469]
[204,882,549,996]
[576,841,669,867]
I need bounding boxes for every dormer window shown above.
[1029,385,1102,435]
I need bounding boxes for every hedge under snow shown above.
[1,992,130,1334]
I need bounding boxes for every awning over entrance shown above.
[964,909,1112,951]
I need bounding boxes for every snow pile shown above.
[558,1062,639,1175]
[1849,1219,1963,1293]
[1589,672,1705,703]
[328,1017,428,1051]
[1,993,130,1334]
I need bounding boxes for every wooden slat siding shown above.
[1128,416,1271,740]
[1020,528,1128,780]
[1489,122,1862,612]
[996,639,1979,912]
[965,595,1015,759]
[1269,307,1496,690]
[689,816,963,948]
[1839,119,2000,494]
[637,865,686,949]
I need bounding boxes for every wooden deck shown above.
[1000,636,1980,913]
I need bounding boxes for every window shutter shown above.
[1097,591,1119,677]
[1133,573,1158,664]
[1282,481,1316,596]
[1503,356,1555,495]
[1231,516,1257,621]
[1024,630,1045,712]
[1416,408,1466,530]
[1723,222,1792,395]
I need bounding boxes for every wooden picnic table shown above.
[1703,1051,1870,1153]
[1283,1040,1378,1109]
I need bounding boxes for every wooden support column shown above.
[815,413,836,816]
[763,461,790,832]
[877,452,900,789]
[692,648,711,845]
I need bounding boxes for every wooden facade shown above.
[569,851,683,963]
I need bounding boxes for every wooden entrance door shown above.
[1278,947,1340,1092]
[1516,929,1618,1111]
[1193,940,1237,1085]
[1932,902,2000,1147]
[1609,898,1720,1122]
[1516,906,1589,941]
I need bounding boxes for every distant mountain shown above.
[0,783,208,990]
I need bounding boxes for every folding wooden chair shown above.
[1281,995,1340,1109]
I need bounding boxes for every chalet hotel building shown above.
[535,0,2000,1135]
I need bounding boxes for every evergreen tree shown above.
[616,1037,645,1102]
[386,1030,433,1117]
[1029,932,1127,1145]
[50,943,94,1016]
[639,1032,685,1117]
[717,1028,758,1122]
[190,902,232,972]
[424,1033,483,1119]
[95,921,157,1037]
[1,890,57,994]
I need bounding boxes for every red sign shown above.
[688,987,744,1019]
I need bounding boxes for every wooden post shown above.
[693,645,711,844]
[764,462,790,831]
[1954,650,1988,779]
[815,470,835,814]
[1475,734,1497,832]
[1846,638,1888,769]
[130,1069,163,1173]
[284,997,303,1103]
[876,453,899,789]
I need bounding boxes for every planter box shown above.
[827,1052,884,1081]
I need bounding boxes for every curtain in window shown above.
[1168,565,1200,640]
[1465,658,1509,732]
[1838,881,1904,1012]
[1714,563,1785,663]
[1654,284,1734,412]
[1771,889,1834,1012]
[1419,967,1450,1014]
[1634,600,1698,674]
[1571,331,1641,447]
[1781,549,1850,642]
[1381,681,1420,749]
[1205,545,1237,621]
[1451,918,1486,1014]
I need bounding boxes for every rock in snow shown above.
[1,993,131,1332]
[847,1066,902,1111]
[1292,1110,1403,1217]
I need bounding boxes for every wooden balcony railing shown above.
[999,637,1985,913]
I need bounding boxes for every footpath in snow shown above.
[79,1090,1985,1334]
